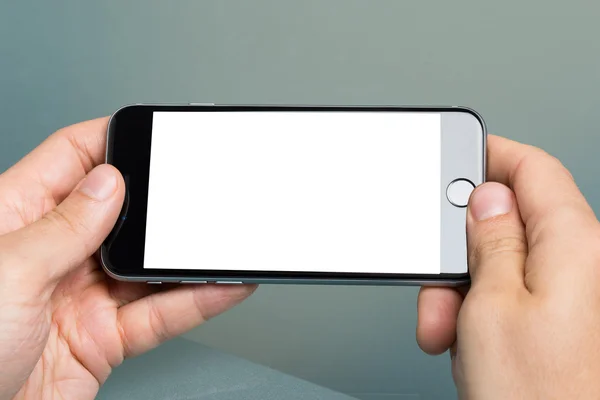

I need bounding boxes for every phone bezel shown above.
[100,104,485,286]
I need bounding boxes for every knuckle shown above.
[513,147,574,185]
[525,146,553,164]
[63,133,96,173]
[470,235,527,267]
[546,154,574,182]
[44,206,92,239]
[532,148,573,181]
[147,297,171,344]
[54,121,101,173]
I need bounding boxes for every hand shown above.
[417,135,600,398]
[0,118,257,400]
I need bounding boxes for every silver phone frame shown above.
[100,103,486,287]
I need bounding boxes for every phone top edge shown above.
[106,103,487,134]
[106,100,489,110]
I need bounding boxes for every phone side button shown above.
[180,280,208,284]
[147,281,162,284]
[215,281,244,284]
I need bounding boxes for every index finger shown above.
[1,117,109,204]
[486,135,599,292]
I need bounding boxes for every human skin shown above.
[417,135,600,399]
[0,117,257,400]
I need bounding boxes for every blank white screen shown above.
[144,111,441,274]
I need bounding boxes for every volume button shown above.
[188,102,215,106]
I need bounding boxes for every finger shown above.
[117,284,257,358]
[0,164,125,294]
[466,182,529,294]
[487,135,597,250]
[0,117,109,205]
[416,287,463,355]
[486,135,599,291]
[106,278,189,308]
[107,279,166,307]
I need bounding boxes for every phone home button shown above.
[446,178,475,208]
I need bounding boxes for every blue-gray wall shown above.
[2,1,599,399]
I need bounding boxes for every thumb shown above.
[467,182,528,294]
[3,164,125,291]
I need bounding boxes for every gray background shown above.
[2,1,599,399]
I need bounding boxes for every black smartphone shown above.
[101,104,485,286]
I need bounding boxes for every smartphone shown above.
[100,104,485,286]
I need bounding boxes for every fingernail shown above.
[469,182,514,221]
[79,165,118,201]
